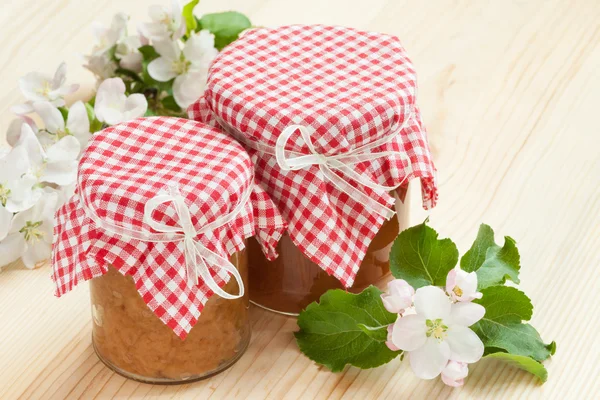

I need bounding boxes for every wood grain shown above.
[1,0,599,398]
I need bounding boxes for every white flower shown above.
[115,35,144,72]
[5,117,38,148]
[441,361,469,387]
[446,268,483,302]
[0,190,58,268]
[148,30,218,108]
[33,101,91,150]
[390,286,485,380]
[139,0,186,41]
[12,63,79,114]
[18,123,80,187]
[91,12,128,55]
[84,52,118,81]
[381,279,415,314]
[0,139,41,213]
[94,78,148,125]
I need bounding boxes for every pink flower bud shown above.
[441,360,468,387]
[380,279,415,313]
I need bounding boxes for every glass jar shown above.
[90,249,249,384]
[248,197,409,315]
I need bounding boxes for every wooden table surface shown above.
[1,0,599,398]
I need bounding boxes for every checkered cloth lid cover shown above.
[188,25,438,288]
[51,117,286,339]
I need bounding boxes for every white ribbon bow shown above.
[143,185,248,300]
[274,124,412,220]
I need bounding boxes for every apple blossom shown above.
[115,35,144,72]
[139,0,186,41]
[18,124,80,187]
[0,140,41,213]
[390,286,485,380]
[84,52,118,81]
[91,12,128,55]
[381,279,415,314]
[0,189,58,268]
[12,63,79,114]
[148,30,218,108]
[94,78,148,125]
[441,361,469,387]
[33,101,91,150]
[446,268,483,302]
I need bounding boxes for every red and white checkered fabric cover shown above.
[189,25,438,288]
[51,117,285,339]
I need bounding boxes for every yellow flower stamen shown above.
[453,286,463,297]
[20,220,45,242]
[426,318,448,340]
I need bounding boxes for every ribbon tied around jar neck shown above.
[275,124,412,220]
[143,185,247,300]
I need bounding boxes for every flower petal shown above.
[21,240,51,269]
[173,73,205,108]
[148,57,177,82]
[414,286,451,320]
[449,302,485,327]
[18,72,49,102]
[46,136,80,162]
[33,101,65,133]
[441,361,468,387]
[66,101,90,137]
[10,103,34,115]
[446,325,484,363]
[95,78,126,123]
[5,177,41,214]
[390,314,427,351]
[0,233,26,267]
[123,94,148,121]
[153,39,180,61]
[51,62,67,89]
[0,206,12,241]
[409,337,450,379]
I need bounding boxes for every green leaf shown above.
[197,11,252,50]
[389,220,459,288]
[115,67,143,83]
[84,102,103,133]
[138,45,159,61]
[484,352,548,382]
[461,224,496,272]
[295,286,401,372]
[57,107,69,121]
[476,236,520,289]
[161,95,182,112]
[472,286,554,362]
[459,224,520,289]
[182,0,199,37]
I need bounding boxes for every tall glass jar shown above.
[248,197,409,315]
[90,250,249,384]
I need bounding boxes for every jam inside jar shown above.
[90,249,249,384]
[248,196,409,315]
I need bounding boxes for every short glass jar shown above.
[90,250,249,384]
[248,198,409,315]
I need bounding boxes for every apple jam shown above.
[248,200,409,315]
[90,250,249,384]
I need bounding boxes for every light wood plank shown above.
[1,0,599,398]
